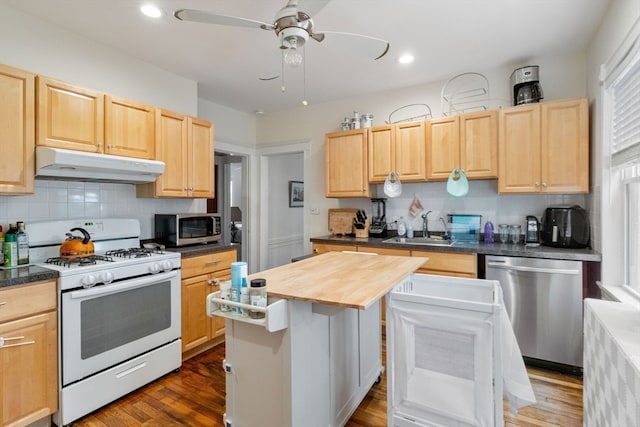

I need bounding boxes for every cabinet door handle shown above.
[0,336,35,349]
[534,181,540,187]
[205,260,221,266]
[542,182,547,187]
[0,301,6,307]
[208,278,220,286]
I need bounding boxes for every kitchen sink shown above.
[382,237,456,247]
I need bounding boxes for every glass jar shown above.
[498,224,510,243]
[510,224,522,244]
[249,278,267,319]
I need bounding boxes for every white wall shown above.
[0,4,196,115]
[266,152,304,268]
[256,54,589,241]
[0,3,256,239]
[587,0,640,287]
[198,98,256,147]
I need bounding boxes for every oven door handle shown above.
[69,270,179,300]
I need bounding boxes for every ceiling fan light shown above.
[140,4,163,18]
[283,36,304,67]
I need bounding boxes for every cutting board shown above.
[328,208,358,235]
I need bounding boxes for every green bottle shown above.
[3,224,17,267]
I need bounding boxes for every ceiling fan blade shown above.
[297,0,331,17]
[174,9,274,30]
[258,48,282,81]
[314,31,390,60]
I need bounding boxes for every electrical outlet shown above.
[310,208,319,215]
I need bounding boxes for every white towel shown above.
[500,306,537,414]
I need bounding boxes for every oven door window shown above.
[80,280,171,359]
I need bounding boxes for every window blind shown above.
[612,56,640,156]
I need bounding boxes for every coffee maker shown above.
[525,215,541,246]
[369,198,388,238]
[511,65,544,106]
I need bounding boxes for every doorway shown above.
[212,153,248,263]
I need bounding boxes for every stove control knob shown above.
[101,271,114,284]
[149,263,161,274]
[162,260,174,272]
[81,274,97,288]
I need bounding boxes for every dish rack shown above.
[386,273,504,426]
[207,291,288,332]
[386,104,433,124]
[441,72,490,117]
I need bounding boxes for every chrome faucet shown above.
[439,217,449,239]
[421,210,432,238]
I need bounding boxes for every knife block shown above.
[354,220,369,238]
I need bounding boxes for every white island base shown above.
[221,298,381,427]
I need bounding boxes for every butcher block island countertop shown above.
[250,251,427,309]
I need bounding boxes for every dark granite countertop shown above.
[163,242,239,259]
[310,235,601,262]
[0,265,59,289]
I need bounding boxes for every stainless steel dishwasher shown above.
[485,255,583,368]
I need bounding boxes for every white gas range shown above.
[28,218,182,426]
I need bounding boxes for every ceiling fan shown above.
[174,0,390,76]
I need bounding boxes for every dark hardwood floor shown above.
[72,341,583,427]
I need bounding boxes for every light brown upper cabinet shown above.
[326,129,370,198]
[137,109,214,198]
[368,121,427,183]
[0,64,35,194]
[498,97,588,194]
[104,95,155,159]
[37,76,104,153]
[426,110,498,180]
[37,76,155,159]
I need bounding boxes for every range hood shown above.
[35,146,165,184]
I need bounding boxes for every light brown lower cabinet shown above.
[410,250,478,278]
[180,249,236,359]
[312,243,357,255]
[0,280,57,427]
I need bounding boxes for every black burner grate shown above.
[46,255,115,267]
[105,247,163,258]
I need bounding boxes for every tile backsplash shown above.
[0,179,206,239]
[368,180,590,234]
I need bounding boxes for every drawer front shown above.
[312,243,357,255]
[181,250,237,278]
[358,247,411,256]
[0,280,57,323]
[411,250,477,277]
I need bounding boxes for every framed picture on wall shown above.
[289,181,304,207]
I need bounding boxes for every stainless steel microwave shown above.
[154,213,222,247]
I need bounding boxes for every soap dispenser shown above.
[397,217,407,238]
[484,221,494,243]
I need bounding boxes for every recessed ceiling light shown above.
[140,4,163,18]
[397,54,415,65]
